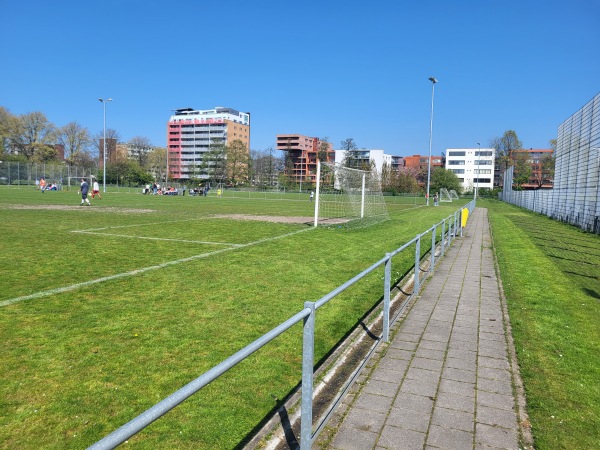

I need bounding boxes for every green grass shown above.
[0,187,465,449]
[482,199,600,450]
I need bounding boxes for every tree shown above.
[539,153,555,186]
[251,147,280,187]
[0,106,14,156]
[430,168,462,195]
[93,128,121,160]
[56,121,92,164]
[318,137,331,162]
[512,152,532,189]
[381,164,419,194]
[70,151,97,174]
[226,139,249,186]
[490,130,523,186]
[340,137,360,168]
[147,147,167,181]
[201,140,227,184]
[7,112,56,163]
[128,136,153,168]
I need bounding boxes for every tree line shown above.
[1,105,553,192]
[0,106,286,187]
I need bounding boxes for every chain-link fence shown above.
[0,161,96,189]
[500,93,600,234]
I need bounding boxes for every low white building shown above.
[445,148,495,193]
[334,149,392,174]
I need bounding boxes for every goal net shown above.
[439,188,452,202]
[449,189,459,200]
[313,162,389,227]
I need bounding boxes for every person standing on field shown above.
[39,177,47,193]
[309,191,314,202]
[78,178,91,206]
[92,178,102,199]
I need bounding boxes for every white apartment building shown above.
[334,149,392,174]
[445,148,495,193]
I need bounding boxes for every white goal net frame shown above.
[449,189,459,200]
[439,188,452,202]
[313,161,389,227]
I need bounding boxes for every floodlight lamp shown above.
[429,77,438,84]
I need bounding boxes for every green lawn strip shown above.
[1,190,469,448]
[483,200,600,449]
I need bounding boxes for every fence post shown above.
[459,209,463,237]
[414,234,421,296]
[383,253,391,342]
[441,219,446,257]
[430,224,437,272]
[300,301,316,450]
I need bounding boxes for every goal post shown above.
[439,188,452,202]
[313,161,389,227]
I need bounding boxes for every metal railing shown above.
[89,200,476,450]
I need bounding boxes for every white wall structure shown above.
[334,149,391,174]
[501,92,600,234]
[445,148,495,193]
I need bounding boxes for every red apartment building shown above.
[511,148,554,189]
[403,155,444,171]
[276,134,334,184]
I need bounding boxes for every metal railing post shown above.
[441,219,446,257]
[460,209,463,237]
[430,224,437,272]
[414,234,421,296]
[300,301,316,450]
[383,253,391,342]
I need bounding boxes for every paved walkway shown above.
[322,208,526,450]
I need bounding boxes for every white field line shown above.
[71,231,243,247]
[71,218,200,232]
[1,228,312,307]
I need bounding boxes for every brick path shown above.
[324,207,525,450]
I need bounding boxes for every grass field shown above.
[0,187,464,449]
[483,199,600,449]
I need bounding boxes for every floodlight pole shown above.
[98,98,113,193]
[476,142,481,199]
[426,77,438,206]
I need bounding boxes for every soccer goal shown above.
[439,188,452,202]
[313,161,389,227]
[67,176,94,191]
[449,189,459,200]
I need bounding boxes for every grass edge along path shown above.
[483,199,600,450]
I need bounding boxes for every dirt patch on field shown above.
[210,214,349,225]
[4,204,156,214]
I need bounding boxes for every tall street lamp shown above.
[476,142,481,199]
[426,77,438,206]
[98,98,113,193]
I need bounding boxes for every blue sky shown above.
[2,0,599,156]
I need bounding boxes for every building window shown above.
[448,160,465,165]
[448,151,466,156]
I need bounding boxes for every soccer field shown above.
[0,187,466,449]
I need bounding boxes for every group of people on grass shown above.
[142,183,185,195]
[37,178,59,192]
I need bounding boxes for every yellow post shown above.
[461,208,469,227]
